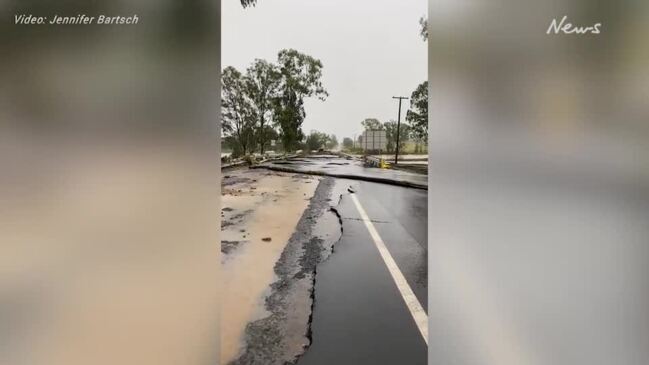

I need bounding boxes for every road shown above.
[256,155,428,189]
[224,156,429,364]
[297,179,428,365]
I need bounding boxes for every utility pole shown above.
[392,96,408,165]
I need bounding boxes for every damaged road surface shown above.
[222,160,427,365]
[221,169,322,364]
[221,169,343,365]
[297,180,428,365]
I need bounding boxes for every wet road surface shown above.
[297,179,428,365]
[256,156,427,189]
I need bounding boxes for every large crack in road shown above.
[224,164,428,364]
[229,177,350,365]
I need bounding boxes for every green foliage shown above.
[419,17,428,41]
[222,49,328,155]
[222,66,255,156]
[240,0,258,8]
[406,81,428,145]
[277,49,328,100]
[305,130,329,151]
[260,125,279,152]
[273,92,305,152]
[222,136,240,157]
[384,120,411,153]
[304,131,337,152]
[326,134,338,150]
[245,59,280,154]
[273,49,328,152]
[342,137,354,150]
[361,118,383,131]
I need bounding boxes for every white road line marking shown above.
[350,193,428,345]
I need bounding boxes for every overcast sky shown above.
[222,0,427,141]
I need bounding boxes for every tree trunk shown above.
[259,114,265,155]
[236,127,246,157]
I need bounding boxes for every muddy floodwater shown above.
[220,169,320,364]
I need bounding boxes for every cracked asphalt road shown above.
[224,160,428,365]
[226,175,343,365]
[296,180,428,365]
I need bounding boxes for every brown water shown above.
[220,170,319,364]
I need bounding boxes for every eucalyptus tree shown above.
[244,59,280,154]
[342,137,354,150]
[406,81,428,152]
[259,125,279,153]
[305,130,329,151]
[326,134,339,150]
[272,49,328,152]
[384,120,411,153]
[419,17,428,41]
[361,118,383,131]
[222,66,255,156]
[240,0,257,7]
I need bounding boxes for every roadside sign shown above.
[361,130,387,151]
